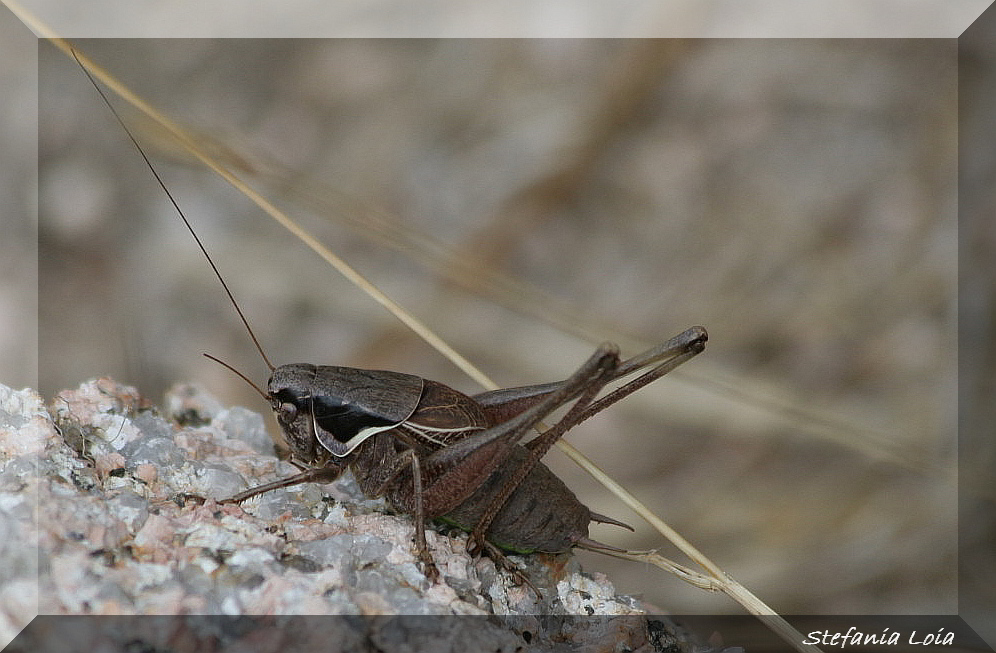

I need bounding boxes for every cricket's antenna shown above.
[203,354,270,401]
[73,48,276,373]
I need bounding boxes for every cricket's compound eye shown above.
[268,383,306,428]
[276,401,298,425]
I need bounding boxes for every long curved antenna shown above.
[203,354,270,401]
[72,48,276,373]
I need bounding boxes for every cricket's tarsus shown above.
[77,48,708,595]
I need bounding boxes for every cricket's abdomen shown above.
[437,446,591,554]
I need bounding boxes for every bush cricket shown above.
[76,49,708,591]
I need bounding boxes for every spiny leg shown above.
[548,326,707,436]
[476,539,542,597]
[610,326,707,379]
[183,466,344,505]
[466,351,621,555]
[468,327,706,557]
[413,343,623,522]
[472,327,707,429]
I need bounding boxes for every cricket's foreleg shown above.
[219,466,345,504]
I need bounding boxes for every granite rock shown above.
[0,379,702,651]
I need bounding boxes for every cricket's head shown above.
[267,363,424,463]
[266,363,321,465]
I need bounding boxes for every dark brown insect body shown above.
[269,363,605,554]
[437,445,591,554]
[238,328,707,581]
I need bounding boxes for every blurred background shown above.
[38,39,959,616]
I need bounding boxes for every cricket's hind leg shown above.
[474,539,543,598]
